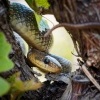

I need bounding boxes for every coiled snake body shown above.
[10,3,71,73]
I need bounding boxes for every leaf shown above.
[35,0,50,9]
[0,32,14,72]
[34,12,42,26]
[25,0,50,10]
[25,0,50,31]
[7,72,43,92]
[0,77,10,96]
[34,13,49,31]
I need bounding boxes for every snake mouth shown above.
[27,49,62,73]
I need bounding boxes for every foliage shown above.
[0,32,14,72]
[0,77,10,96]
[25,0,50,32]
[0,32,14,96]
[34,13,42,27]
[25,0,50,10]
[35,0,50,9]
[7,72,42,92]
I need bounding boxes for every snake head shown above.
[27,49,62,73]
[44,55,62,67]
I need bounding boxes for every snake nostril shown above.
[43,58,50,64]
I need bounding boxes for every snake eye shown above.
[43,58,50,64]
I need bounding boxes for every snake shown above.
[9,2,100,74]
[9,3,72,73]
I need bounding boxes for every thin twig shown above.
[60,78,72,100]
[44,22,100,37]
[81,64,100,91]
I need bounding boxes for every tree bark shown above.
[0,0,35,79]
[1,0,100,100]
[47,0,100,100]
[0,0,40,99]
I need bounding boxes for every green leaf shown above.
[25,0,50,10]
[35,0,50,9]
[7,72,42,92]
[34,13,50,32]
[34,12,42,26]
[34,13,49,30]
[0,32,14,72]
[0,77,10,96]
[25,0,50,31]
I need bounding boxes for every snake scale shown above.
[9,3,71,73]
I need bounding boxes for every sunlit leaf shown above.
[0,32,14,72]
[0,77,10,96]
[34,13,49,32]
[34,12,42,26]
[8,72,42,92]
[35,0,50,9]
[25,0,50,10]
